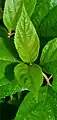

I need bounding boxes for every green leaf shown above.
[0,27,20,60]
[3,0,23,30]
[0,36,15,82]
[14,63,43,101]
[24,0,37,17]
[15,86,57,120]
[0,62,21,98]
[0,77,21,98]
[3,0,37,30]
[0,83,12,98]
[0,27,21,97]
[31,0,57,37]
[0,37,15,61]
[14,5,40,63]
[40,38,57,92]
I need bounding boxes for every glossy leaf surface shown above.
[31,0,57,37]
[40,38,57,92]
[24,0,37,17]
[15,87,57,120]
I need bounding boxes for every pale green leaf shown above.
[14,63,43,101]
[3,0,23,30]
[14,5,40,63]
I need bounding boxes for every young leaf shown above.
[40,38,57,92]
[14,63,43,101]
[14,5,40,63]
[3,0,23,31]
[15,87,57,120]
[24,0,37,17]
[31,0,57,37]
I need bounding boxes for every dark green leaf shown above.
[31,0,57,37]
[24,0,37,17]
[0,27,20,97]
[0,36,16,84]
[0,0,5,8]
[40,38,57,92]
[0,63,21,98]
[0,27,20,60]
[15,86,57,120]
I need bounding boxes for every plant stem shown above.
[18,92,21,100]
[49,75,53,81]
[8,31,11,38]
[8,31,15,38]
[42,72,52,86]
[10,95,13,101]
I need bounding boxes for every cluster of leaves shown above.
[0,0,57,119]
